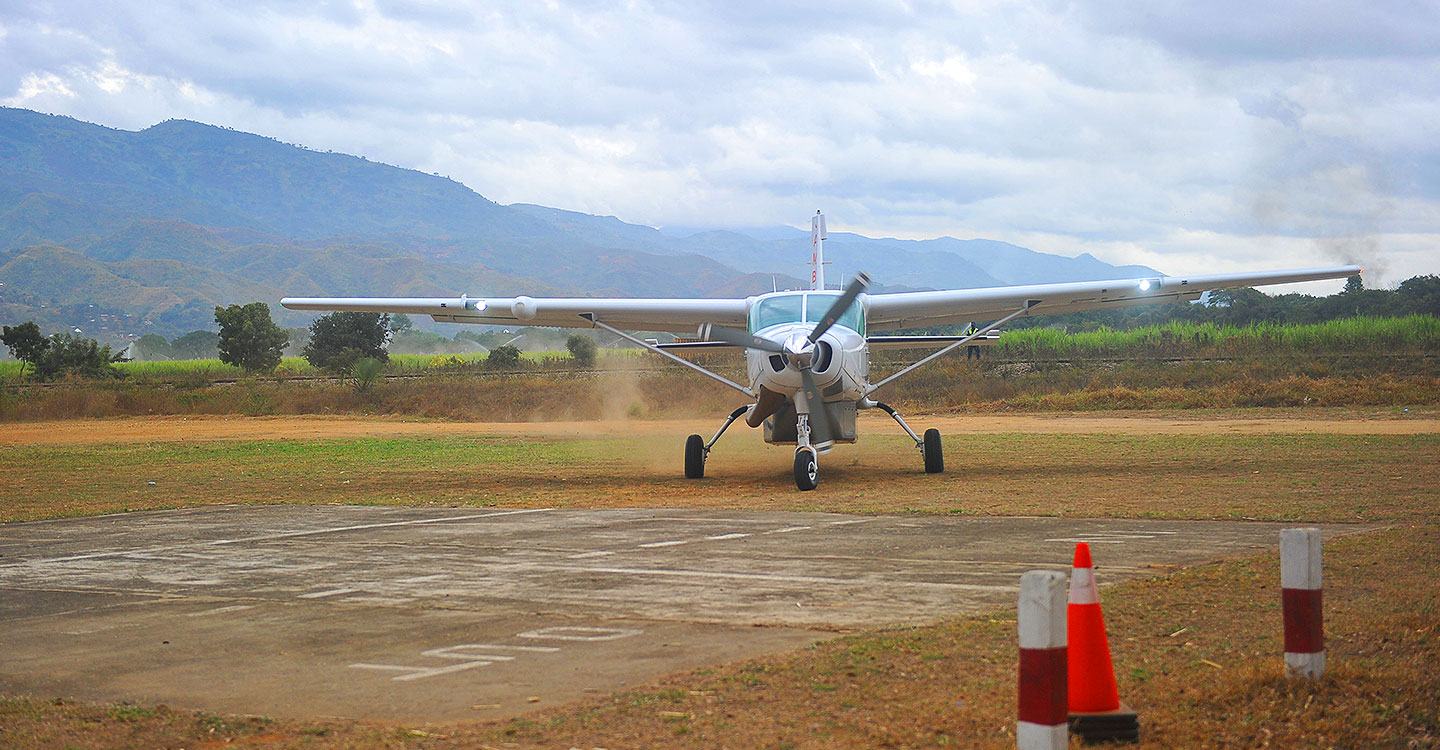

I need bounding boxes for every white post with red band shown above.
[1281,528,1324,680]
[1017,570,1068,750]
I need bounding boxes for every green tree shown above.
[566,333,598,367]
[1,322,50,378]
[169,330,221,359]
[132,333,174,361]
[1396,275,1440,316]
[31,333,124,380]
[486,344,522,370]
[215,302,289,373]
[389,313,414,334]
[302,311,392,373]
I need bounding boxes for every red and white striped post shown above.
[1018,570,1068,750]
[1281,528,1324,679]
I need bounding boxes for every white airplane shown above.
[282,212,1360,490]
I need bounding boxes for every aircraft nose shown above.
[782,333,814,368]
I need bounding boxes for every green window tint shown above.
[804,293,866,335]
[750,294,805,333]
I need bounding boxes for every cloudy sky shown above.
[3,1,1436,290]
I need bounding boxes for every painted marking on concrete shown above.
[1043,531,1180,543]
[765,526,813,534]
[351,637,590,681]
[517,626,644,642]
[638,540,689,548]
[395,574,451,584]
[351,660,504,682]
[343,596,414,605]
[298,588,359,599]
[827,519,873,526]
[187,604,256,617]
[8,508,555,568]
[211,508,556,546]
[566,551,615,559]
[704,533,750,541]
[426,644,561,657]
[1044,534,1171,543]
[540,564,851,585]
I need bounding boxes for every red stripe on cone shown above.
[1068,542,1121,714]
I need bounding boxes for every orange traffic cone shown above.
[1066,542,1139,743]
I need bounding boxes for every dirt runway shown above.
[2,409,1435,446]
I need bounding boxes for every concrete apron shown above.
[0,506,1370,723]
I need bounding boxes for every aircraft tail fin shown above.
[810,210,827,290]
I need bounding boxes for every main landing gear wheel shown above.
[794,449,819,491]
[684,434,706,479]
[923,428,944,474]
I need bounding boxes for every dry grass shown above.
[5,346,1438,424]
[2,426,1436,525]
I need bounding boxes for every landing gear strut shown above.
[683,404,752,480]
[871,401,944,474]
[793,411,821,491]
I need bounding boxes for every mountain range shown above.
[0,107,1157,339]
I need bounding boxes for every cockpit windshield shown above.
[749,292,865,335]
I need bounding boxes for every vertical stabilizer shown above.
[810,210,827,291]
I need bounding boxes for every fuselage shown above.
[743,290,870,403]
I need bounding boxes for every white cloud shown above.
[0,0,1436,286]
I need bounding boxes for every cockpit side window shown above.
[749,294,804,333]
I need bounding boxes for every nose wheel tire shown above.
[794,449,819,491]
[684,434,706,479]
[922,428,944,474]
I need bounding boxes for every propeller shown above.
[704,273,872,449]
[808,271,870,343]
[701,324,784,352]
[792,272,871,448]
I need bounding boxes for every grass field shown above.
[2,417,1436,524]
[1,412,1436,748]
[0,349,637,381]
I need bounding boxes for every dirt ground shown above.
[2,408,1436,446]
[1,408,1436,748]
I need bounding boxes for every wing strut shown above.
[579,314,755,398]
[865,300,1037,396]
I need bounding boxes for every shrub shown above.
[567,334,598,368]
[351,357,385,392]
[486,344,522,370]
[30,333,125,381]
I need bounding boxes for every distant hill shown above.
[0,107,1159,339]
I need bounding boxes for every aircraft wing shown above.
[864,266,1361,331]
[279,295,748,334]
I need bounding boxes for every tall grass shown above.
[3,317,1437,421]
[993,315,1439,359]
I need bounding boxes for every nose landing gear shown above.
[794,449,819,491]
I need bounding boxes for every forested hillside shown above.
[1,108,1164,340]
